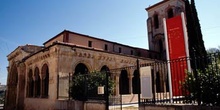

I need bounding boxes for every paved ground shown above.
[109,103,138,110]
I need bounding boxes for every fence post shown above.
[105,71,109,110]
[137,59,141,106]
[151,69,156,104]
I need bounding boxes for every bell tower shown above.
[146,0,185,60]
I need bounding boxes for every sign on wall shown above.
[140,66,152,99]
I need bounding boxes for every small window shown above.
[119,47,122,53]
[131,50,134,55]
[168,8,174,18]
[105,44,108,51]
[154,14,159,29]
[88,41,92,47]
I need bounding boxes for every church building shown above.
[5,30,158,110]
[146,0,185,60]
[5,0,185,109]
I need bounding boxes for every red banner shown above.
[166,15,188,96]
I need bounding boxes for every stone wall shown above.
[6,41,155,110]
[140,105,220,110]
[84,100,106,110]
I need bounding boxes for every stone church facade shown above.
[5,0,186,109]
[5,30,159,110]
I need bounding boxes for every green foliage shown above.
[70,71,115,101]
[0,91,5,104]
[185,0,207,70]
[183,66,220,106]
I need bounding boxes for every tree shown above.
[191,0,207,57]
[70,71,115,101]
[183,62,220,106]
[183,45,220,105]
[207,48,220,53]
[185,0,207,70]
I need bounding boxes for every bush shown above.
[70,71,115,101]
[183,66,220,106]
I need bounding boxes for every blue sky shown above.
[0,0,220,85]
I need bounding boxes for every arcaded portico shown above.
[5,30,159,110]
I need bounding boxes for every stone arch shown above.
[132,70,140,94]
[100,65,112,80]
[27,69,34,97]
[98,62,112,71]
[165,6,175,18]
[119,70,129,94]
[73,60,92,74]
[100,65,110,72]
[74,63,89,75]
[167,8,174,18]
[41,63,49,97]
[154,34,164,54]
[34,67,41,97]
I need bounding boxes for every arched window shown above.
[41,64,49,97]
[100,65,112,82]
[154,14,159,29]
[132,70,140,94]
[34,67,41,97]
[74,63,89,75]
[72,63,89,100]
[119,70,129,94]
[168,8,174,18]
[27,69,34,97]
[100,65,110,73]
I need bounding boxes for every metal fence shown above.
[57,52,220,108]
[140,52,220,106]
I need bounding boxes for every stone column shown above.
[16,62,26,110]
[115,72,120,96]
[41,77,45,98]
[129,74,133,94]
